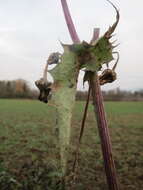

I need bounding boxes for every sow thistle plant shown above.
[35,0,120,189]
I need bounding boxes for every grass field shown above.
[0,99,143,189]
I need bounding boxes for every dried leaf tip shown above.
[104,0,120,38]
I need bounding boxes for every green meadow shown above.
[0,99,143,189]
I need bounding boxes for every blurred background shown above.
[0,0,142,99]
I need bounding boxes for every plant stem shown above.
[72,85,91,172]
[50,45,78,175]
[60,1,119,189]
[90,72,119,190]
[61,0,80,43]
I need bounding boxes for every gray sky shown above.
[0,0,142,91]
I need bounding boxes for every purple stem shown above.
[90,29,119,190]
[61,0,80,43]
[90,73,119,190]
[90,28,100,44]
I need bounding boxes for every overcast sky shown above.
[0,0,142,91]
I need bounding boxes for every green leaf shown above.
[70,37,114,72]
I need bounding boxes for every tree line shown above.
[0,79,38,99]
[76,88,143,101]
[0,79,143,101]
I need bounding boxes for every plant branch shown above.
[61,0,80,43]
[89,28,119,190]
[89,72,119,190]
[72,84,91,172]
